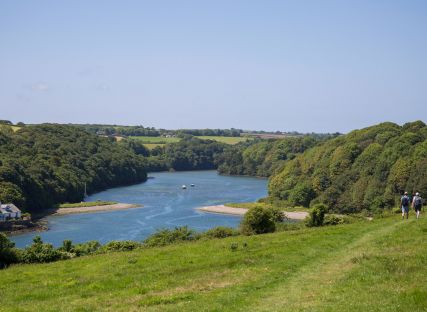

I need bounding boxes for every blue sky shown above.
[0,0,426,133]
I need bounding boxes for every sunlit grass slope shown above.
[130,135,249,146]
[1,217,426,311]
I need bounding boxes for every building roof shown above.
[0,203,21,214]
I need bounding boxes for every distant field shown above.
[130,136,181,144]
[143,143,165,150]
[129,135,249,146]
[196,136,250,144]
[0,125,21,132]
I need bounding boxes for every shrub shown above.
[20,236,67,263]
[306,204,328,227]
[240,206,276,235]
[72,240,101,256]
[101,240,142,252]
[270,207,286,222]
[203,226,238,239]
[143,226,197,247]
[323,214,351,226]
[0,233,20,269]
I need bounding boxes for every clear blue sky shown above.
[0,0,426,133]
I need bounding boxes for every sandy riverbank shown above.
[197,205,309,220]
[50,203,142,216]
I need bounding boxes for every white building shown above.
[0,203,21,222]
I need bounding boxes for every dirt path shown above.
[197,205,309,220]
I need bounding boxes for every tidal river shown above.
[11,171,267,248]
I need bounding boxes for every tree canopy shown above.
[268,121,427,213]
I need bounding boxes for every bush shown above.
[270,207,286,222]
[203,226,238,239]
[101,240,142,252]
[240,206,276,235]
[143,226,197,247]
[72,240,101,256]
[0,233,20,269]
[20,236,67,263]
[306,204,328,227]
[323,214,351,226]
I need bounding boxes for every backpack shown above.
[414,197,423,209]
[401,196,409,206]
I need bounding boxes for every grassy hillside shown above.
[269,121,427,212]
[130,135,248,147]
[1,216,426,311]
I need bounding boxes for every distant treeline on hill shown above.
[269,121,427,213]
[70,124,243,137]
[217,136,332,177]
[1,120,425,215]
[0,125,147,213]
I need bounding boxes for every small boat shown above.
[182,185,187,189]
[190,184,195,187]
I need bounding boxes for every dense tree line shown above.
[269,121,427,213]
[72,124,161,137]
[0,125,147,213]
[175,128,242,137]
[217,136,328,177]
[72,124,243,138]
[145,137,226,171]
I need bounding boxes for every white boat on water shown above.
[182,185,187,189]
[190,184,195,187]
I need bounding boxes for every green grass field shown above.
[130,136,182,144]
[56,201,118,208]
[195,136,251,144]
[0,125,21,132]
[129,136,249,146]
[1,216,426,311]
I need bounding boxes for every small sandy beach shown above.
[51,203,142,216]
[197,205,309,220]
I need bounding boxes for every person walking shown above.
[412,192,423,219]
[401,191,410,219]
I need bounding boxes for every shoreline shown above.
[48,203,142,216]
[197,205,309,220]
[4,203,142,236]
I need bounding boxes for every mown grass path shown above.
[0,217,425,311]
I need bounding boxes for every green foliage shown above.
[0,125,147,212]
[101,240,142,252]
[269,121,427,213]
[323,214,352,226]
[57,201,117,208]
[0,181,26,208]
[0,233,19,268]
[20,236,67,264]
[143,226,198,247]
[240,206,276,235]
[71,241,101,256]
[288,183,315,207]
[145,137,226,171]
[203,226,239,239]
[217,135,328,177]
[306,204,328,227]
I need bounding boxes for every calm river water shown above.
[11,171,267,248]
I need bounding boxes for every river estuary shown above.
[11,171,268,248]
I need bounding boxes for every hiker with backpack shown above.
[401,191,410,219]
[412,192,423,219]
